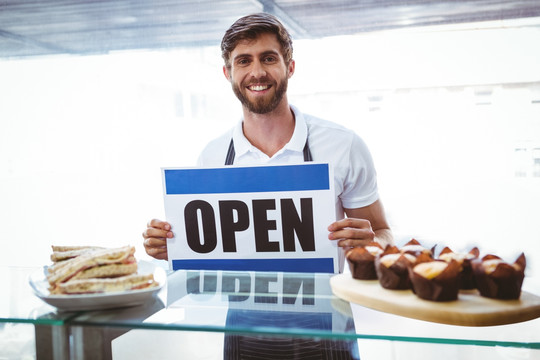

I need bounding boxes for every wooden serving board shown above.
[330,274,540,326]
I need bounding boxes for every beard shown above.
[231,75,288,114]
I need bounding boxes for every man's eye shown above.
[264,56,277,63]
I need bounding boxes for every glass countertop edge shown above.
[64,319,540,349]
[0,317,66,326]
[355,335,540,349]
[0,311,84,326]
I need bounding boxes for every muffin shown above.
[400,239,435,258]
[472,253,526,300]
[408,253,461,301]
[346,242,384,280]
[438,246,480,290]
[375,246,416,290]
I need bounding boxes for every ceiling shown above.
[1,0,540,59]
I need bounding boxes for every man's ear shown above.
[287,59,295,78]
[223,65,231,81]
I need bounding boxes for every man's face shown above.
[224,33,295,114]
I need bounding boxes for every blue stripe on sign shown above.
[172,258,334,273]
[164,164,329,194]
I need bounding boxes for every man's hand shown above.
[328,199,394,249]
[142,219,172,260]
[328,218,376,248]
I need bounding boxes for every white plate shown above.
[28,260,166,311]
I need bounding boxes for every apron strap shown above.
[225,138,312,165]
[225,138,235,166]
[303,139,313,162]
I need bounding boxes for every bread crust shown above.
[71,263,138,280]
[50,247,105,262]
[52,273,157,294]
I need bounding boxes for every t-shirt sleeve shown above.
[195,130,233,167]
[339,134,379,209]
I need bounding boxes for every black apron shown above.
[224,138,313,165]
[222,136,360,359]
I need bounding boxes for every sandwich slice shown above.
[52,273,158,295]
[70,263,138,280]
[50,245,105,262]
[47,245,138,292]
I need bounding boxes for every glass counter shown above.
[1,266,82,359]
[2,266,539,360]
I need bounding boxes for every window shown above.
[1,14,539,277]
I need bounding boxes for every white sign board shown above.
[162,163,338,273]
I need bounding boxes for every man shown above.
[143,12,393,268]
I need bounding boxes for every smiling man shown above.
[227,32,290,115]
[143,13,393,271]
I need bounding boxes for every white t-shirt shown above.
[197,105,379,220]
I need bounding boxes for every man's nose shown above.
[250,60,266,78]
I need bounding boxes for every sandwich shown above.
[54,273,158,295]
[50,245,105,262]
[47,245,156,294]
[47,245,137,283]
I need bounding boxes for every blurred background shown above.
[1,0,539,277]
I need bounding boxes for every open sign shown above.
[162,163,338,273]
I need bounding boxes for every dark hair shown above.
[221,13,293,69]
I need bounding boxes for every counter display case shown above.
[2,266,539,360]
